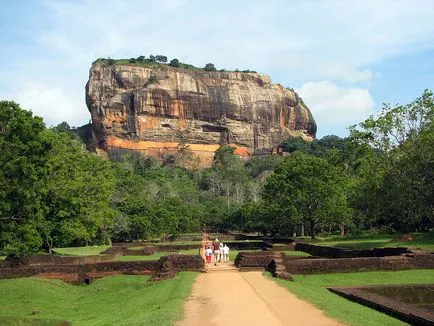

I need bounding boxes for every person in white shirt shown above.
[213,239,220,266]
[219,242,224,262]
[223,244,230,262]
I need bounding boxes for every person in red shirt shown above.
[205,245,213,263]
[212,239,220,266]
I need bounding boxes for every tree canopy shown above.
[263,152,351,238]
[1,90,433,254]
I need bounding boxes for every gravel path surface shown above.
[176,269,342,326]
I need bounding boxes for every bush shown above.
[169,59,180,67]
[155,55,167,63]
[204,63,216,71]
[143,76,159,87]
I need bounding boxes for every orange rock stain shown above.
[106,137,251,165]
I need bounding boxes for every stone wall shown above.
[284,254,434,274]
[0,255,205,283]
[295,243,410,258]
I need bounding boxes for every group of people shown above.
[204,238,229,265]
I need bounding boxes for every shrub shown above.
[204,63,216,71]
[155,55,167,63]
[169,59,180,67]
[143,76,159,88]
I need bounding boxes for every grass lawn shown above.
[127,246,145,250]
[0,272,197,326]
[154,241,202,245]
[52,245,110,256]
[117,249,200,261]
[281,250,311,257]
[270,269,434,326]
[305,231,434,251]
[229,249,262,261]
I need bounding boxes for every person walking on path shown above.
[219,242,224,262]
[222,244,229,262]
[213,239,220,266]
[205,246,213,264]
[200,234,210,261]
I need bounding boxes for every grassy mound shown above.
[0,272,197,326]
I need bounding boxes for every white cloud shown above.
[1,0,434,134]
[296,81,375,136]
[13,82,89,127]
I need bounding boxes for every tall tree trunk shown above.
[46,234,52,255]
[301,223,305,237]
[310,220,316,239]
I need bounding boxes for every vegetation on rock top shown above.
[93,54,257,73]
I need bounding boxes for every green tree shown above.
[0,102,117,254]
[155,55,168,63]
[281,135,313,154]
[0,101,50,254]
[204,63,216,71]
[169,59,180,67]
[263,152,352,238]
[350,90,434,231]
[41,130,116,249]
[244,155,284,178]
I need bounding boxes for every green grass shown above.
[52,246,110,256]
[0,272,197,326]
[229,249,262,261]
[117,249,200,261]
[127,246,145,250]
[224,249,310,262]
[0,316,70,325]
[305,231,434,251]
[155,241,202,245]
[116,253,167,261]
[281,250,311,257]
[270,269,434,326]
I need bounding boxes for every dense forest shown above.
[0,90,433,254]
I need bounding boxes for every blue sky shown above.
[1,0,434,138]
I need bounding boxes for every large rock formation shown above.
[86,61,316,166]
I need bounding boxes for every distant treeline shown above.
[0,90,433,254]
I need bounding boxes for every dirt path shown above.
[176,269,342,326]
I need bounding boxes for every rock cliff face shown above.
[86,61,316,166]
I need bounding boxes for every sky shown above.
[1,0,434,138]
